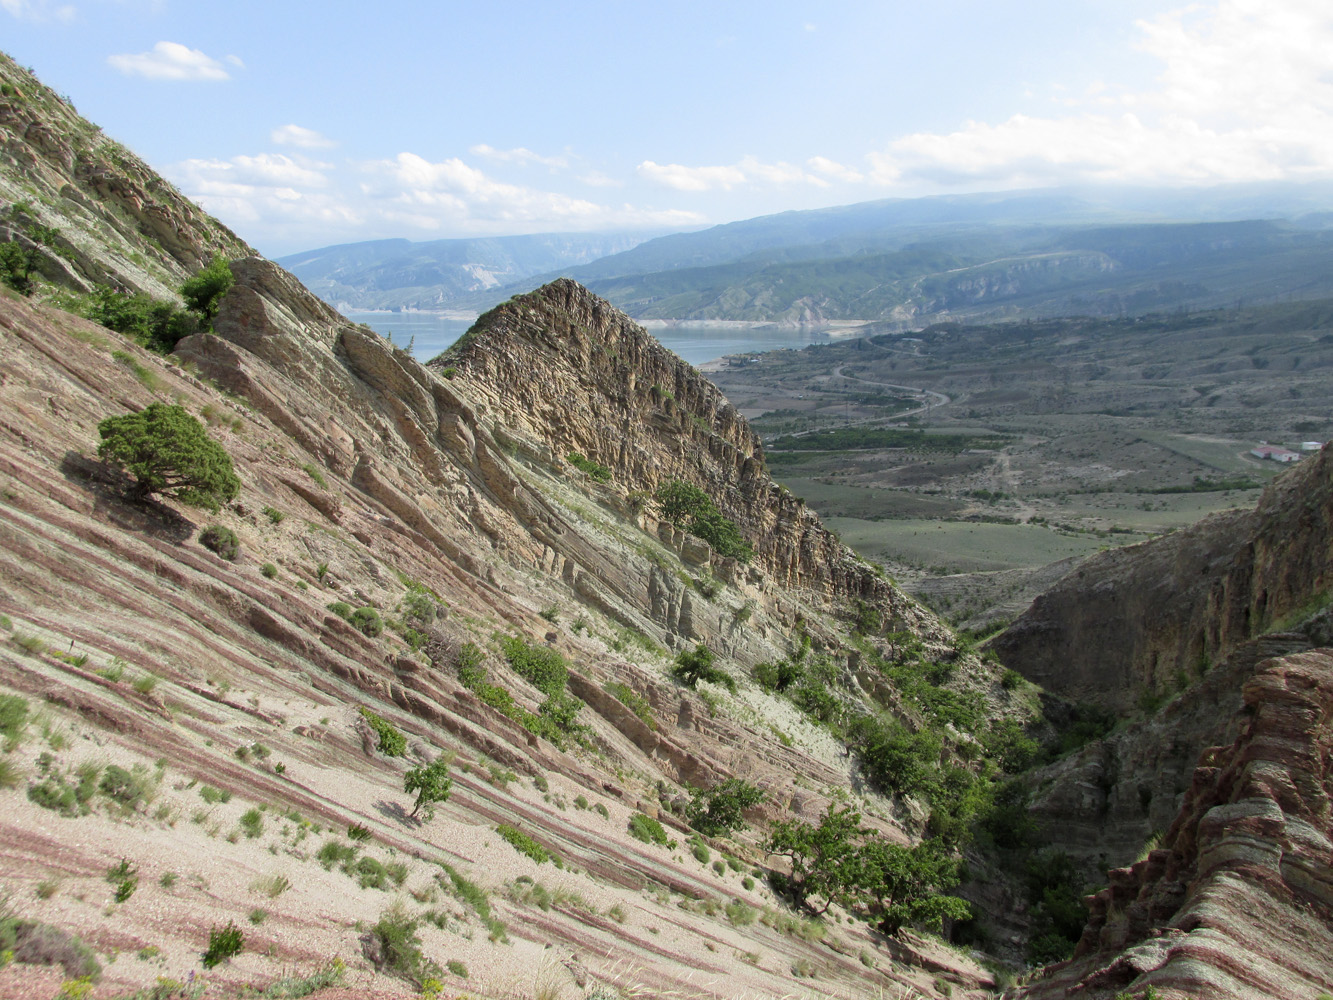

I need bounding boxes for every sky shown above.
[3,0,1332,256]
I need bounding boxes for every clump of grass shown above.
[347,822,373,843]
[239,808,264,839]
[603,681,657,730]
[199,784,231,804]
[437,862,507,942]
[446,959,468,979]
[94,661,124,682]
[262,506,285,524]
[130,674,158,696]
[594,802,610,820]
[301,464,327,489]
[13,632,46,656]
[248,907,267,925]
[250,873,290,898]
[0,694,30,750]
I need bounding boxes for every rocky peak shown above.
[438,278,923,620]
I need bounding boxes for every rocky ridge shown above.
[1018,648,1333,1000]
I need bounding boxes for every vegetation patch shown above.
[495,823,556,865]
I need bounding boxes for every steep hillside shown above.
[0,52,249,299]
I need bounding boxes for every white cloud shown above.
[271,124,336,149]
[169,153,354,232]
[1,0,75,21]
[637,160,746,192]
[362,152,699,231]
[107,41,235,81]
[578,170,622,188]
[638,156,831,192]
[469,144,568,169]
[868,0,1333,189]
[807,156,863,183]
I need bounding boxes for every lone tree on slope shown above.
[97,403,240,512]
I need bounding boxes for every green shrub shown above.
[672,644,735,693]
[500,635,567,696]
[594,802,609,819]
[369,901,435,982]
[197,525,239,560]
[85,286,199,353]
[98,764,151,810]
[130,673,158,695]
[262,506,284,524]
[261,562,278,579]
[686,778,766,836]
[627,813,675,848]
[446,959,468,979]
[495,823,554,864]
[0,239,39,294]
[350,607,383,637]
[566,452,612,482]
[359,707,406,756]
[652,480,753,560]
[201,920,244,968]
[347,823,372,842]
[326,601,352,619]
[98,404,239,511]
[691,839,711,864]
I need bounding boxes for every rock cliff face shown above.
[995,444,1333,714]
[1018,649,1333,1000]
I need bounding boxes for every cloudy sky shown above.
[4,0,1332,255]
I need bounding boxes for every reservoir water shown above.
[342,311,853,367]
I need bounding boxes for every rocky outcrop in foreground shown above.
[1017,649,1333,1000]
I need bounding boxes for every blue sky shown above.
[3,0,1331,255]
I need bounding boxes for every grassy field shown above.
[825,517,1142,574]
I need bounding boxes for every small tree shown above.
[180,257,234,326]
[653,480,711,527]
[672,644,736,693]
[686,778,767,836]
[766,804,869,914]
[97,403,239,511]
[404,756,453,820]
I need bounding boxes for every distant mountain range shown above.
[280,183,1333,326]
[274,230,668,312]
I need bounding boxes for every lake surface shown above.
[343,311,850,367]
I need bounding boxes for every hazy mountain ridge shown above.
[276,230,665,312]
